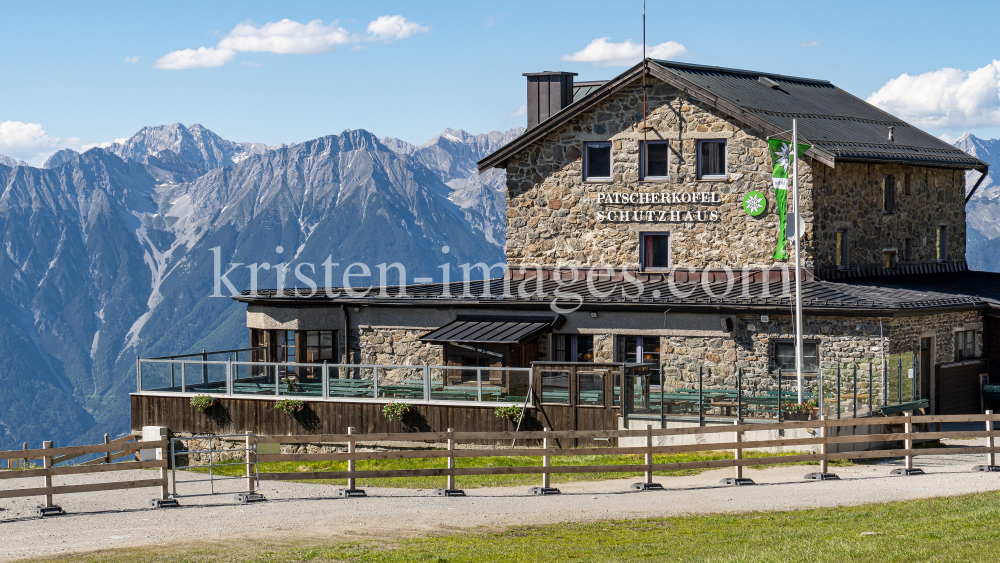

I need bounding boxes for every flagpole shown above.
[792,118,804,404]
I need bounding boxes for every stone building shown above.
[134,60,1000,438]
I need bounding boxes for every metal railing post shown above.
[898,356,903,404]
[904,414,914,471]
[202,349,208,385]
[737,367,743,421]
[882,358,888,406]
[698,365,704,427]
[181,362,187,393]
[818,365,824,418]
[322,361,329,399]
[645,424,653,485]
[136,356,142,393]
[170,361,175,389]
[477,369,483,402]
[424,364,430,401]
[227,359,233,395]
[777,369,782,423]
[820,415,828,475]
[275,365,280,396]
[853,364,858,419]
[245,431,255,493]
[836,364,841,420]
[373,366,379,398]
[868,362,873,414]
[987,410,996,468]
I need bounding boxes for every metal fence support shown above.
[322,361,329,399]
[737,367,743,421]
[853,364,858,419]
[698,366,704,427]
[477,368,483,402]
[202,349,208,385]
[836,365,841,420]
[868,362,873,414]
[435,428,465,496]
[898,356,903,404]
[777,369,782,424]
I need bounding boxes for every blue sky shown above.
[3,0,1000,164]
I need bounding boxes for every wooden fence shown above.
[0,437,170,514]
[256,413,1000,490]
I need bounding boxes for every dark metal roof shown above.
[478,60,987,172]
[420,317,556,344]
[235,272,1000,316]
[573,81,607,102]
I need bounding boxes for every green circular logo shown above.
[742,190,767,216]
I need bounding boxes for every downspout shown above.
[965,165,989,204]
[341,304,350,365]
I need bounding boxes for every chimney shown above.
[523,72,578,129]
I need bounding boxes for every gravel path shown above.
[3,452,1000,561]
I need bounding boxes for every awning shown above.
[420,316,558,345]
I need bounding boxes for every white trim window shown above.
[955,329,978,361]
[583,141,612,181]
[640,232,670,270]
[641,140,670,181]
[553,334,594,362]
[697,139,727,180]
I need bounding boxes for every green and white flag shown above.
[768,138,811,260]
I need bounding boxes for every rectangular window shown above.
[541,370,570,404]
[277,330,296,377]
[642,141,670,180]
[773,341,820,373]
[641,233,670,270]
[904,172,911,196]
[583,142,612,181]
[617,335,661,385]
[578,372,605,406]
[697,140,727,179]
[835,230,849,268]
[883,250,897,270]
[302,330,336,380]
[955,329,977,361]
[937,226,948,261]
[553,334,594,362]
[904,238,914,262]
[882,174,896,213]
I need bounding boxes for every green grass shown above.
[190,450,853,489]
[20,491,1000,562]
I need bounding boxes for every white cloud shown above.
[80,137,129,151]
[867,61,1000,129]
[0,121,60,160]
[561,38,687,68]
[155,47,236,70]
[509,105,526,120]
[799,40,821,47]
[366,15,429,41]
[157,15,428,70]
[218,19,353,54]
[124,56,141,63]
[939,132,963,144]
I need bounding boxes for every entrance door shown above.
[920,338,932,412]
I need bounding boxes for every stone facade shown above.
[502,76,967,274]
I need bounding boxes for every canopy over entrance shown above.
[420,316,562,345]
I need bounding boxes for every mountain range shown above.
[953,134,1000,272]
[0,123,520,449]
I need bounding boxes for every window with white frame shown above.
[773,340,820,373]
[642,141,670,180]
[697,139,727,179]
[583,142,612,181]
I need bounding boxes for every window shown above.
[642,141,670,180]
[904,238,914,262]
[904,172,911,196]
[303,330,336,380]
[553,334,594,362]
[277,330,296,377]
[835,230,849,268]
[773,341,820,373]
[883,250,897,270]
[617,336,661,385]
[583,142,612,181]
[641,233,670,270]
[882,174,896,213]
[578,372,605,406]
[937,226,948,261]
[697,140,727,179]
[461,356,492,383]
[541,370,570,404]
[955,329,978,361]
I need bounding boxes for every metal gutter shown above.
[966,165,990,204]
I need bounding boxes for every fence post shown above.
[36,441,63,516]
[777,369,782,424]
[974,410,1000,472]
[898,356,903,404]
[336,426,366,497]
[22,442,28,470]
[103,433,111,464]
[435,428,464,496]
[322,361,329,399]
[245,431,255,493]
[645,424,653,485]
[698,366,704,427]
[181,362,187,393]
[424,363,430,401]
[227,359,233,395]
[202,349,208,385]
[891,413,923,476]
[477,368,483,402]
[737,367,743,421]
[805,415,839,481]
[136,356,142,393]
[836,365,841,420]
[853,364,858,419]
[868,362,873,415]
[529,426,561,495]
[721,420,754,486]
[373,366,379,399]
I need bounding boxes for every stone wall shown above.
[814,163,967,268]
[504,77,813,270]
[355,327,443,382]
[503,75,967,274]
[889,310,982,363]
